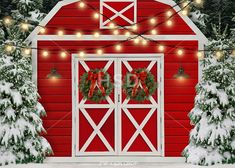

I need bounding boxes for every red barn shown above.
[26,0,208,162]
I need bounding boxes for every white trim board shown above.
[44,157,185,163]
[33,35,204,41]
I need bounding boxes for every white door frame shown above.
[72,54,165,157]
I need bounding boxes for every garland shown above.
[123,68,157,102]
[79,69,113,102]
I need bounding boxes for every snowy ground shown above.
[2,163,235,168]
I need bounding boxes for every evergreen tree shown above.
[0,0,52,166]
[183,23,235,165]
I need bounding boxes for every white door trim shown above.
[72,54,165,158]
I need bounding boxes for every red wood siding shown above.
[41,0,195,35]
[38,40,198,157]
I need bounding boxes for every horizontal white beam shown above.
[34,35,204,41]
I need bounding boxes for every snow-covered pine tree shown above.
[183,20,235,165]
[0,0,52,166]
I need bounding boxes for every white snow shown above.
[1,163,235,168]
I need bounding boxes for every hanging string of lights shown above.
[1,0,235,59]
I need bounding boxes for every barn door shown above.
[75,58,117,156]
[118,58,162,155]
[74,56,163,156]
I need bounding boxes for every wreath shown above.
[123,68,157,102]
[79,69,114,102]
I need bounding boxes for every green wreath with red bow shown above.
[79,69,114,102]
[123,68,157,102]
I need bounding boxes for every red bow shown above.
[87,71,106,98]
[131,70,149,97]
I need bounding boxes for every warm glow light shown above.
[166,20,173,26]
[158,45,165,51]
[134,37,140,44]
[97,49,103,55]
[76,32,82,38]
[40,27,46,34]
[132,24,138,31]
[21,22,29,31]
[94,32,100,38]
[177,49,184,56]
[150,18,156,25]
[42,51,49,57]
[94,13,99,19]
[58,30,64,36]
[142,39,148,45]
[79,51,85,57]
[5,44,14,53]
[79,2,85,8]
[151,29,157,35]
[60,51,67,58]
[197,51,204,60]
[115,44,122,51]
[125,31,131,37]
[3,17,12,26]
[113,29,119,35]
[182,10,189,16]
[166,11,173,17]
[195,0,202,4]
[215,50,223,59]
[22,48,31,56]
[109,23,115,29]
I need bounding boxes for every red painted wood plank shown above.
[39,87,72,95]
[44,120,72,128]
[165,128,190,136]
[46,128,72,136]
[40,95,72,103]
[165,136,189,144]
[42,112,72,120]
[165,120,191,128]
[42,103,72,111]
[165,112,190,120]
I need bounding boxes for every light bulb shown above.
[40,27,46,34]
[5,44,14,53]
[115,44,122,51]
[166,20,173,26]
[79,51,85,57]
[76,32,82,38]
[60,51,67,58]
[197,51,204,60]
[109,23,115,29]
[142,39,148,45]
[215,51,223,59]
[3,17,12,26]
[182,10,188,16]
[94,13,99,19]
[151,29,157,35]
[58,30,64,36]
[177,49,184,56]
[125,31,131,37]
[97,49,103,55]
[195,0,202,4]
[150,18,156,25]
[23,48,31,56]
[132,24,138,31]
[166,11,173,17]
[113,29,119,35]
[158,45,165,51]
[134,38,140,44]
[42,51,49,57]
[94,32,100,38]
[79,2,85,8]
[21,22,29,31]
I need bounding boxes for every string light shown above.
[109,23,116,29]
[115,44,122,51]
[42,51,49,57]
[79,51,85,57]
[3,16,12,26]
[195,0,202,4]
[94,13,99,19]
[166,20,173,26]
[94,32,100,38]
[215,50,223,59]
[132,24,138,31]
[158,45,165,51]
[97,49,103,55]
[5,44,14,53]
[150,18,156,25]
[125,31,131,37]
[60,51,67,58]
[113,29,119,35]
[40,27,46,34]
[58,30,64,36]
[142,39,148,46]
[177,49,184,56]
[79,1,85,8]
[166,11,173,17]
[22,48,31,56]
[21,22,29,31]
[76,31,82,38]
[197,51,204,60]
[134,37,140,44]
[151,29,157,35]
[182,9,189,16]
